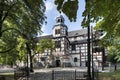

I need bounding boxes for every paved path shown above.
[34,67,87,72]
[0,68,14,74]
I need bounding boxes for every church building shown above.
[35,15,107,69]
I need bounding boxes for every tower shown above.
[52,15,69,67]
[53,15,68,37]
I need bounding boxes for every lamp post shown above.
[91,26,94,80]
[85,0,91,79]
[87,18,91,80]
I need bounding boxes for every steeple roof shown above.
[56,15,65,24]
[53,15,68,29]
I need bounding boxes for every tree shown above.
[0,47,19,67]
[37,38,55,68]
[0,0,46,52]
[107,46,120,71]
[0,0,46,72]
[16,36,27,63]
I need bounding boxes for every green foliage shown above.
[107,46,120,63]
[82,0,120,27]
[83,0,120,35]
[0,0,46,52]
[16,36,27,62]
[0,49,19,65]
[0,0,46,65]
[54,0,78,22]
[0,27,18,53]
[0,0,46,38]
[37,38,55,53]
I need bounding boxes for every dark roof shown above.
[35,35,53,42]
[70,39,88,44]
[35,29,87,42]
[68,29,87,37]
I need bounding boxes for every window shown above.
[55,29,61,34]
[57,18,63,23]
[41,57,46,61]
[74,57,77,62]
[67,42,69,49]
[55,41,61,48]
[66,30,68,35]
[55,29,57,34]
[71,44,76,50]
[58,29,60,34]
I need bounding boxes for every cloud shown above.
[45,1,54,12]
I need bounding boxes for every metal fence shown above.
[14,67,29,80]
[14,68,98,80]
[33,70,88,80]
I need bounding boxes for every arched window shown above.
[57,18,63,23]
[74,57,77,62]
[72,44,76,50]
[57,19,61,22]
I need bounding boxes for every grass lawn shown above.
[0,73,14,80]
[99,69,120,80]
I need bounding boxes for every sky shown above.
[41,0,85,36]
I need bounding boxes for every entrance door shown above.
[56,60,61,67]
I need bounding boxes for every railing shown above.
[14,67,99,80]
[33,69,87,80]
[14,67,29,80]
[94,68,99,80]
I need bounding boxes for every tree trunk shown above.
[26,43,34,72]
[114,63,117,71]
[0,23,2,37]
[0,1,4,37]
[29,51,34,72]
[0,10,3,37]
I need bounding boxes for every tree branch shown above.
[32,52,39,58]
[0,46,15,53]
[1,3,16,23]
[1,28,27,39]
